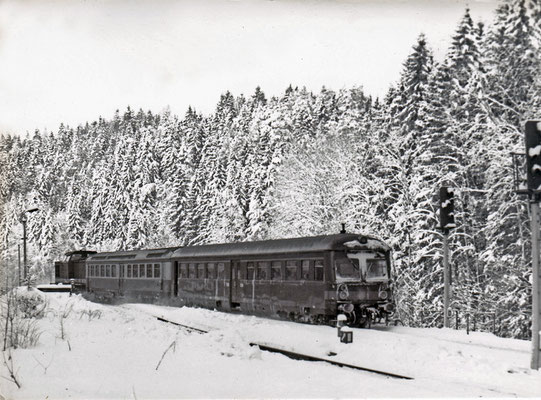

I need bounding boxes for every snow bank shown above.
[1,293,540,398]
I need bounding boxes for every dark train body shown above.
[54,250,97,289]
[55,233,394,326]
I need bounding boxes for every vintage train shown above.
[54,233,394,327]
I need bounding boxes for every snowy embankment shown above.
[1,290,540,399]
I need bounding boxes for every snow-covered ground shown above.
[1,289,540,399]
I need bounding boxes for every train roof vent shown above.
[147,252,167,258]
[107,254,136,259]
[93,256,108,260]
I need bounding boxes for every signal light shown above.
[440,186,455,232]
[525,121,541,192]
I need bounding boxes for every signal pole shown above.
[523,120,541,370]
[530,199,541,369]
[443,231,450,328]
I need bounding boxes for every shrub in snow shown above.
[1,290,45,350]
[17,294,47,319]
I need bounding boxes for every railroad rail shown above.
[250,343,413,380]
[155,315,414,380]
[156,316,209,334]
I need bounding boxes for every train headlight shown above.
[378,290,388,300]
[383,303,395,313]
[338,284,349,300]
[338,303,354,313]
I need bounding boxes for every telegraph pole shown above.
[20,207,39,287]
[17,245,21,287]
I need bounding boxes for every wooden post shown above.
[530,201,541,369]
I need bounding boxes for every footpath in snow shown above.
[1,289,540,399]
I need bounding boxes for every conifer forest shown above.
[1,1,541,339]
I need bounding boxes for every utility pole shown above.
[20,207,39,287]
[17,245,21,287]
[22,214,27,282]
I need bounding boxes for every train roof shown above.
[65,250,97,256]
[87,247,178,262]
[171,234,389,259]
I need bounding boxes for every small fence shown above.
[452,309,499,335]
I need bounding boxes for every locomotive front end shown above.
[334,237,394,327]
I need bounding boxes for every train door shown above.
[119,264,124,295]
[173,261,179,297]
[230,260,241,309]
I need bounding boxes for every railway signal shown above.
[440,186,455,328]
[439,187,455,233]
[525,120,541,370]
[525,121,541,193]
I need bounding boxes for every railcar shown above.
[85,248,177,301]
[81,233,394,327]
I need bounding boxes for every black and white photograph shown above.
[0,0,540,398]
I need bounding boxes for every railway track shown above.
[155,315,414,380]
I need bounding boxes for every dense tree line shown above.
[1,0,540,338]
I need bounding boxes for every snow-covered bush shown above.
[16,293,47,319]
[0,290,45,350]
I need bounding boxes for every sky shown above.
[0,0,499,136]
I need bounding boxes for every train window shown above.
[315,260,324,281]
[120,265,124,278]
[285,261,298,281]
[89,265,93,277]
[246,262,255,280]
[154,264,161,278]
[301,260,311,280]
[336,258,360,280]
[271,261,282,280]
[366,259,388,280]
[207,263,216,279]
[197,263,206,279]
[111,265,117,278]
[189,263,196,279]
[133,264,139,278]
[257,262,269,280]
[217,263,225,279]
[127,265,132,278]
[101,265,105,277]
[139,264,145,278]
[180,263,188,278]
[147,264,153,278]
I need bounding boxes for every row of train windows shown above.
[179,260,324,281]
[88,264,161,279]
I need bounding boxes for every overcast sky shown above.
[0,0,499,136]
